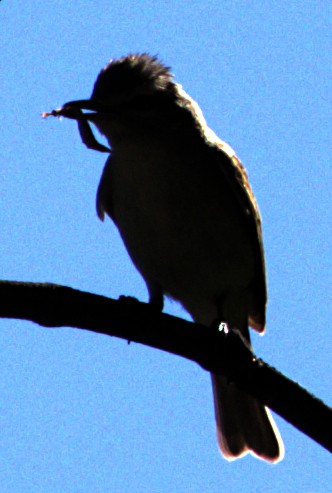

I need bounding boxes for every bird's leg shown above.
[147,281,164,313]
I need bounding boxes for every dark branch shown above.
[0,280,331,455]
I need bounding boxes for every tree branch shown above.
[1,280,331,455]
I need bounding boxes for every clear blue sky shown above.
[1,1,331,492]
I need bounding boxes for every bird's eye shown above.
[116,92,173,112]
[128,94,159,111]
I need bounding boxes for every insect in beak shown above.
[43,100,111,153]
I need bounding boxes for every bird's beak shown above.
[43,99,111,121]
[61,99,109,114]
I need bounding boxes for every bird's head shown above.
[56,54,184,144]
[59,54,178,118]
[44,53,210,148]
[91,53,176,106]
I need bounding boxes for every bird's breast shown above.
[105,136,256,305]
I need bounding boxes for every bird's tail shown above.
[211,373,284,462]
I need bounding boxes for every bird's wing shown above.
[213,140,267,332]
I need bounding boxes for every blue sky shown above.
[1,1,331,492]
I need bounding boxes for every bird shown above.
[45,53,284,462]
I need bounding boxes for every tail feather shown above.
[189,304,284,462]
[211,374,284,462]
